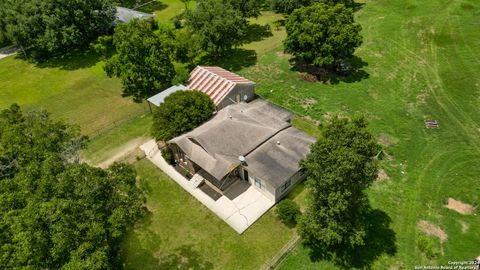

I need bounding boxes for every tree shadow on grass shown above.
[290,56,369,84]
[34,49,103,70]
[120,211,164,270]
[352,2,366,12]
[243,23,273,43]
[157,245,214,270]
[136,1,168,13]
[202,48,257,72]
[308,209,397,269]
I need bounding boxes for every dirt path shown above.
[97,137,149,168]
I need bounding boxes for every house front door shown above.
[243,169,249,182]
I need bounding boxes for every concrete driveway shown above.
[140,139,275,234]
[0,46,19,60]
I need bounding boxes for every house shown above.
[168,99,315,202]
[114,7,154,25]
[186,66,256,110]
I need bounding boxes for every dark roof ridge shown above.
[244,124,292,158]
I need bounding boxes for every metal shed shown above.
[147,85,188,111]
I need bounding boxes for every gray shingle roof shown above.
[169,99,315,187]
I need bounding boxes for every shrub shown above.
[161,148,175,165]
[276,199,301,225]
[416,235,441,259]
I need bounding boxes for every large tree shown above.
[105,19,176,102]
[298,116,380,251]
[269,0,354,14]
[0,105,146,269]
[225,0,263,18]
[151,90,215,141]
[319,0,355,6]
[0,0,115,58]
[284,3,362,68]
[184,0,248,56]
[269,0,311,14]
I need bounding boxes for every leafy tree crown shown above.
[151,90,215,141]
[284,3,362,67]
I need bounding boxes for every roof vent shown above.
[229,115,233,119]
[276,141,281,145]
[239,156,246,163]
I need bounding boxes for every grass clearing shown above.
[121,159,299,270]
[82,114,152,165]
[0,51,148,135]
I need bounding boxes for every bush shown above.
[162,148,175,165]
[416,235,441,259]
[276,199,301,225]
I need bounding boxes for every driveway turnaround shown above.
[140,139,275,234]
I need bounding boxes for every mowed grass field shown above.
[232,0,478,268]
[121,159,301,270]
[0,51,149,135]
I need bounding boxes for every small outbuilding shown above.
[187,66,256,110]
[114,7,154,25]
[147,85,188,111]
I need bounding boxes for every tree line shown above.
[0,105,146,269]
[0,0,363,101]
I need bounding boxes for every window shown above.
[280,179,291,193]
[254,177,266,191]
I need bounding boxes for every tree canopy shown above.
[151,90,215,141]
[284,3,362,67]
[184,0,248,56]
[0,0,115,58]
[105,19,177,102]
[0,105,146,269]
[298,116,380,251]
[269,0,354,14]
[225,0,264,18]
[269,0,311,14]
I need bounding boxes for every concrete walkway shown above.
[140,139,275,234]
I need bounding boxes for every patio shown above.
[140,139,275,234]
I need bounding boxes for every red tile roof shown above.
[187,66,254,105]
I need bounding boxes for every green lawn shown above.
[0,51,148,135]
[234,0,479,269]
[121,159,300,270]
[138,0,195,23]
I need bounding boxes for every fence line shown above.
[88,107,150,139]
[262,235,301,270]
